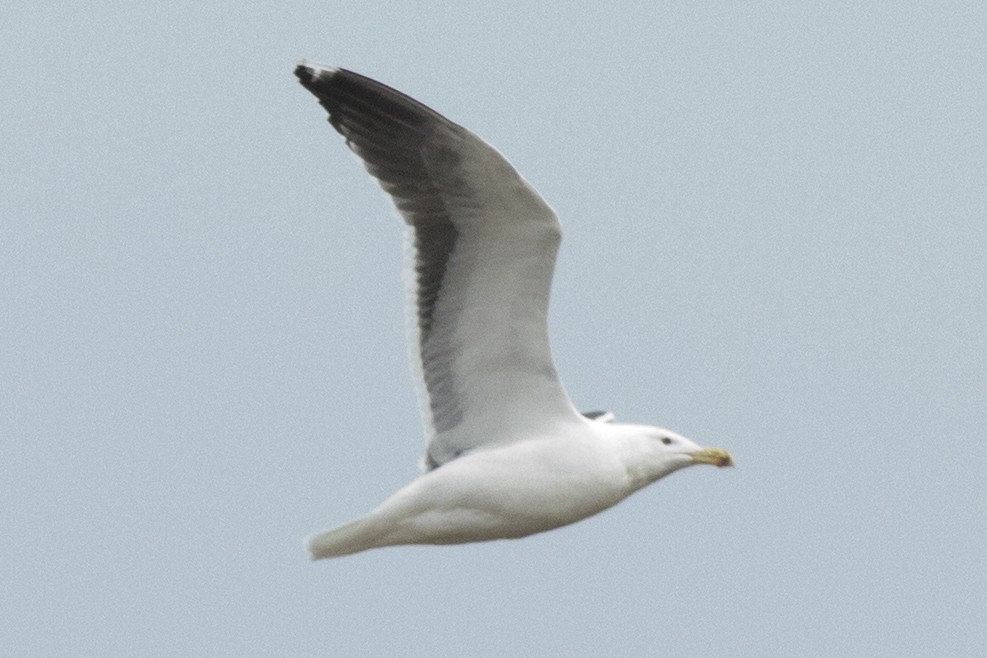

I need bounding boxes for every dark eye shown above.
[661,437,673,445]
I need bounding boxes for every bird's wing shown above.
[296,64,582,468]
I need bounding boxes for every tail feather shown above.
[305,515,391,560]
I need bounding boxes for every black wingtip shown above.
[294,63,452,135]
[294,64,313,85]
[294,62,338,91]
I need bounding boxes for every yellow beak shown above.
[689,447,734,468]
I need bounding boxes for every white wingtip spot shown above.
[296,60,339,77]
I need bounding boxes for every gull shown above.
[295,64,732,559]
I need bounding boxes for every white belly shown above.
[368,437,634,545]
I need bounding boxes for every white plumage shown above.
[295,63,732,559]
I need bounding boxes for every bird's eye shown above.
[661,437,673,445]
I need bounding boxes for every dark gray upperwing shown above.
[297,65,579,468]
[295,65,456,349]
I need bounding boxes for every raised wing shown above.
[296,64,582,467]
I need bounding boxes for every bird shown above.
[295,63,733,559]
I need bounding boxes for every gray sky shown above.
[3,2,985,655]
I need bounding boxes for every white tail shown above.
[305,516,393,560]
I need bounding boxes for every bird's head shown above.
[611,424,733,488]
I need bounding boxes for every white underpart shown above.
[295,63,729,559]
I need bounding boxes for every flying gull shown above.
[295,63,733,559]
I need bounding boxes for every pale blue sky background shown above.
[3,2,985,655]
